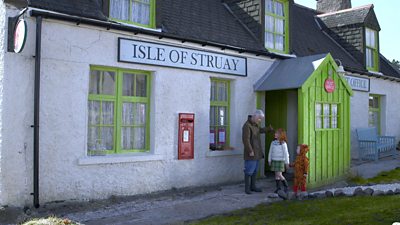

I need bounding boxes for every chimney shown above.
[317,0,352,13]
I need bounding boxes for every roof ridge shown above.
[317,4,373,17]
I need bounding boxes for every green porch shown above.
[255,53,353,188]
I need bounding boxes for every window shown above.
[87,66,150,155]
[264,0,289,53]
[210,79,230,150]
[365,28,378,71]
[315,103,339,129]
[368,95,380,133]
[109,0,155,28]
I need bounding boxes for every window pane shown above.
[368,111,379,128]
[110,0,129,21]
[275,1,284,16]
[265,32,274,49]
[87,127,99,150]
[123,73,135,96]
[331,104,337,116]
[275,18,284,34]
[219,107,226,126]
[315,103,322,116]
[265,15,274,32]
[210,106,216,126]
[89,70,101,94]
[331,104,338,128]
[265,0,273,13]
[88,101,100,125]
[366,48,374,68]
[366,28,376,48]
[101,71,115,95]
[315,104,322,129]
[132,0,150,25]
[121,127,134,149]
[122,102,134,125]
[101,127,114,150]
[369,96,379,108]
[134,103,147,125]
[323,104,330,129]
[275,35,284,51]
[133,127,146,149]
[218,82,227,101]
[136,74,147,97]
[210,81,216,101]
[101,101,114,125]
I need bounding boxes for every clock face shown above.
[324,78,335,93]
[14,19,27,53]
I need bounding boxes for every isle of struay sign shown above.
[344,75,370,92]
[118,38,247,76]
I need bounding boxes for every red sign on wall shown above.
[324,78,335,93]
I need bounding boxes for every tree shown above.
[391,59,400,71]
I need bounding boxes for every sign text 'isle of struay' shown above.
[118,38,247,76]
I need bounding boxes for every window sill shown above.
[78,153,164,165]
[206,149,242,157]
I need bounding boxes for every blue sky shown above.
[294,0,400,61]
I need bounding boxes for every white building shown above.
[0,0,399,207]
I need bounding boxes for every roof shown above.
[254,54,327,91]
[27,0,266,53]
[317,4,376,28]
[28,0,107,21]
[380,54,400,79]
[156,0,265,52]
[291,4,366,72]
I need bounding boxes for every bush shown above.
[22,217,82,225]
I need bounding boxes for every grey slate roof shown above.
[27,0,266,53]
[318,4,380,30]
[290,4,365,72]
[28,0,107,21]
[254,54,327,91]
[156,0,265,52]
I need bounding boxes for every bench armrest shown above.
[378,136,395,144]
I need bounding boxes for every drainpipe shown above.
[32,15,42,208]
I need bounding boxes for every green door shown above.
[265,90,288,173]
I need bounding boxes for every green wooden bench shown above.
[356,127,397,161]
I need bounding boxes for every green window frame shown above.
[315,102,340,130]
[109,0,156,28]
[209,79,230,150]
[365,28,379,71]
[368,94,380,134]
[87,66,151,155]
[264,0,289,54]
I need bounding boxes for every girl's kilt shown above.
[270,160,285,172]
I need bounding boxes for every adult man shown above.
[242,109,270,194]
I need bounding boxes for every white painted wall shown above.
[0,0,5,206]
[1,5,36,206]
[1,15,274,206]
[349,75,400,159]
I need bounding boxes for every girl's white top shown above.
[268,140,290,164]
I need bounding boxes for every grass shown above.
[21,216,82,225]
[191,195,400,225]
[349,167,400,185]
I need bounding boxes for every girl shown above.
[268,128,290,193]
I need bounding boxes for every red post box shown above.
[178,113,195,160]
